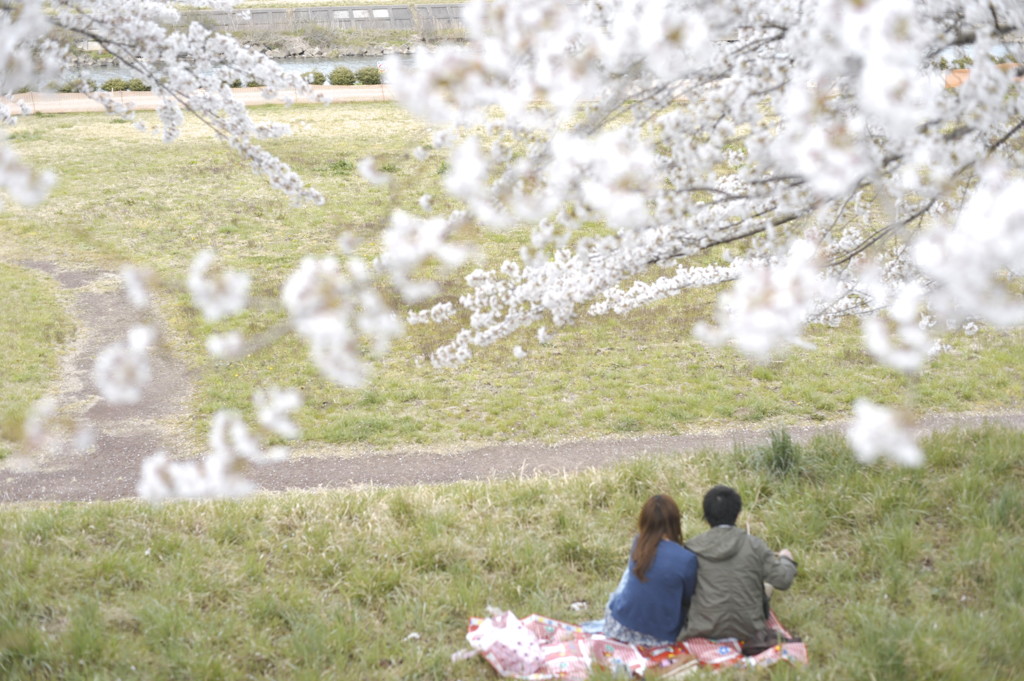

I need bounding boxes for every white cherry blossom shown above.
[846,399,923,467]
[205,331,244,359]
[22,397,58,451]
[282,256,402,386]
[92,325,156,405]
[254,387,302,440]
[357,157,392,185]
[379,209,469,302]
[914,171,1024,328]
[120,266,152,310]
[862,282,934,373]
[695,240,837,359]
[188,250,251,322]
[136,451,255,501]
[1,0,325,205]
[390,0,1024,372]
[137,406,291,501]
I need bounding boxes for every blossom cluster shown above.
[694,240,837,359]
[282,253,402,387]
[392,0,1024,368]
[92,325,156,405]
[137,397,299,501]
[379,210,469,302]
[1,0,325,206]
[846,399,923,468]
[388,0,1024,465]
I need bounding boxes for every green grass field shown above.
[0,264,73,458]
[2,426,1022,679]
[2,88,1024,680]
[2,103,1023,457]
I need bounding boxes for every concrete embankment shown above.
[7,84,394,115]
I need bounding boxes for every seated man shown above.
[682,485,797,643]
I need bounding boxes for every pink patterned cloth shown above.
[465,610,544,677]
[459,610,807,679]
[676,611,808,669]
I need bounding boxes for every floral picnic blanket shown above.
[456,609,807,679]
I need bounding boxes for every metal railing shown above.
[177,4,465,34]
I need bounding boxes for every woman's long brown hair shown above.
[631,494,683,581]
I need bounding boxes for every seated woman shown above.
[603,494,699,646]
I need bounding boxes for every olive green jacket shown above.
[681,526,797,641]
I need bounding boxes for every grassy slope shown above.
[0,264,73,458]
[1,426,1022,680]
[1,105,1022,453]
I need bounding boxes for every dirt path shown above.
[3,262,1023,504]
[1,262,194,503]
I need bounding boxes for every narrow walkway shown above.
[5,406,1023,504]
[1,262,194,503]
[6,84,394,115]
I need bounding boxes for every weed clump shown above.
[328,158,355,175]
[756,429,802,477]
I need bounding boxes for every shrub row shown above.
[101,78,149,91]
[56,77,150,92]
[232,66,379,88]
[321,66,383,86]
[52,66,382,93]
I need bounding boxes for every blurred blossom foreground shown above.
[3,0,1024,498]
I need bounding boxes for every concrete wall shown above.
[179,4,465,33]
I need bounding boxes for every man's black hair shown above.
[703,485,742,526]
